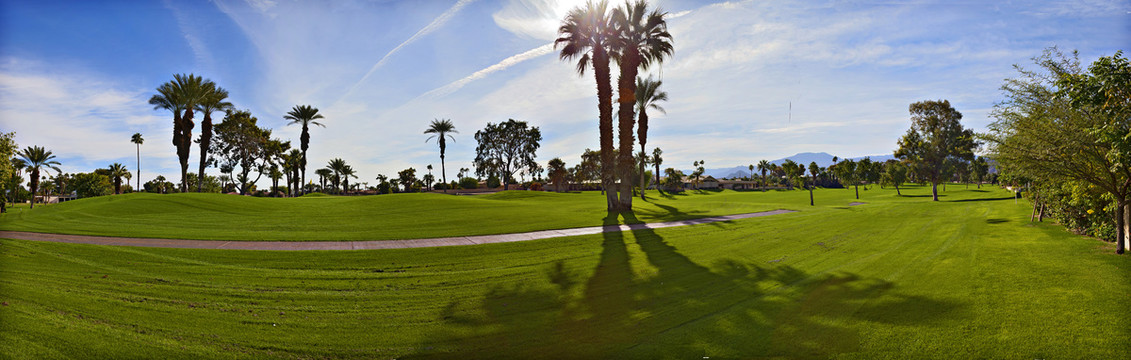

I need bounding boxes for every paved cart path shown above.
[0,209,795,250]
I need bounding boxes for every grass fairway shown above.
[0,190,797,241]
[1,185,1128,359]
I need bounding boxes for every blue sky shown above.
[0,0,1127,186]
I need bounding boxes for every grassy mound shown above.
[1,185,1126,358]
[0,189,812,241]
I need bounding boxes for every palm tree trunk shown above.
[615,51,640,211]
[136,144,141,191]
[197,114,213,193]
[179,108,195,193]
[593,50,617,212]
[654,162,661,193]
[29,170,38,209]
[639,143,646,200]
[441,154,447,194]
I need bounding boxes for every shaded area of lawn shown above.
[2,186,1124,359]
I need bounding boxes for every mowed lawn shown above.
[1,185,1128,359]
[0,189,800,241]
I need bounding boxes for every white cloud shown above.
[0,59,174,182]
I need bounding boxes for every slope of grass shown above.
[0,188,835,241]
[1,185,1126,359]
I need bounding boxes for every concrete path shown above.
[0,210,795,251]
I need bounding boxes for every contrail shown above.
[337,0,478,102]
[419,42,555,99]
[418,8,694,99]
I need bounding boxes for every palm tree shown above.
[808,162,821,206]
[757,159,771,191]
[340,165,358,194]
[150,74,207,192]
[108,163,130,194]
[424,119,457,193]
[131,133,144,190]
[611,0,673,209]
[326,158,347,194]
[315,168,333,193]
[195,82,232,192]
[284,105,325,196]
[651,147,662,192]
[635,75,667,199]
[557,0,618,211]
[18,146,61,209]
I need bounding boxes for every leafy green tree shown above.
[71,172,112,198]
[474,119,542,191]
[895,99,977,201]
[882,160,909,196]
[969,156,989,188]
[635,75,667,198]
[424,119,457,193]
[578,148,603,191]
[836,159,860,199]
[18,146,61,209]
[0,132,15,213]
[610,0,673,209]
[284,105,325,195]
[557,0,617,210]
[986,48,1131,254]
[398,167,418,193]
[375,174,392,194]
[131,133,143,190]
[210,110,271,195]
[107,163,130,194]
[195,82,232,192]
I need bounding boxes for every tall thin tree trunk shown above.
[615,50,640,211]
[639,143,646,200]
[197,114,212,193]
[136,144,141,191]
[593,50,617,212]
[895,184,901,196]
[931,181,939,201]
[1121,202,1129,254]
[441,154,447,193]
[855,184,860,199]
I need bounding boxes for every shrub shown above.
[434,183,449,190]
[459,177,479,189]
[529,182,543,191]
[486,175,501,188]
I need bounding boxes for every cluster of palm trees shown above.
[148,73,326,196]
[318,158,358,194]
[557,0,673,212]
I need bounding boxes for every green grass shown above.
[1,185,1127,359]
[1,189,805,241]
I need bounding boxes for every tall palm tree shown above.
[340,165,358,194]
[108,163,129,194]
[652,147,662,191]
[757,159,771,191]
[18,146,61,209]
[285,105,325,196]
[808,162,821,206]
[634,75,667,199]
[326,158,347,194]
[611,0,673,209]
[195,82,232,192]
[557,0,618,211]
[424,119,457,193]
[131,133,144,190]
[150,74,207,192]
[285,149,303,197]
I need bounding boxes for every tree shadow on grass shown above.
[410,212,964,359]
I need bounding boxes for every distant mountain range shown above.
[687,152,896,179]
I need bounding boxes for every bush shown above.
[529,182,543,191]
[486,175,501,188]
[434,183,449,190]
[459,177,479,189]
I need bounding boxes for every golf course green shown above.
[0,185,1127,359]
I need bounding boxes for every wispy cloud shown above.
[420,42,556,99]
[337,0,479,103]
[0,58,174,180]
[164,0,213,71]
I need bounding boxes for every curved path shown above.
[0,210,795,251]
